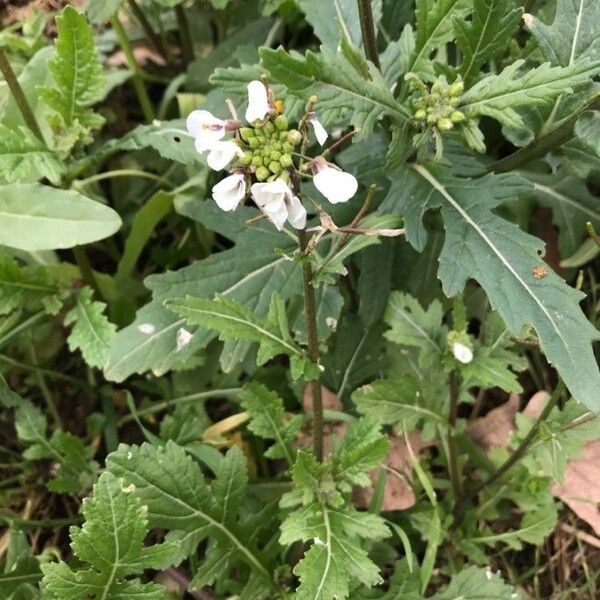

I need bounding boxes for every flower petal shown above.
[251,180,289,230]
[186,109,226,151]
[286,194,307,229]
[310,118,329,146]
[313,166,358,204]
[245,80,270,123]
[452,342,474,364]
[212,173,246,211]
[207,141,243,171]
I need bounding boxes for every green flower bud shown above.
[426,113,438,125]
[278,170,290,183]
[270,150,282,161]
[280,153,293,168]
[255,166,271,181]
[282,142,293,153]
[414,109,427,120]
[269,161,282,174]
[274,115,288,130]
[251,155,263,167]
[448,80,464,96]
[264,121,275,134]
[248,137,260,148]
[431,80,443,94]
[239,127,255,142]
[287,129,302,145]
[412,98,426,109]
[239,151,253,166]
[428,92,441,103]
[450,110,466,123]
[437,117,454,131]
[449,96,461,107]
[279,131,289,141]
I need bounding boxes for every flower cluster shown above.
[185,80,358,231]
[408,75,466,132]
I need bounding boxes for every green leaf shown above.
[575,110,600,156]
[459,59,600,129]
[454,0,522,85]
[0,124,63,186]
[107,442,276,589]
[239,382,303,465]
[64,287,116,368]
[0,184,122,251]
[431,566,524,600]
[41,472,176,599]
[410,0,471,74]
[0,554,42,599]
[381,163,600,411]
[38,6,105,149]
[528,0,600,66]
[86,0,121,24]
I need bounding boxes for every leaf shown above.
[107,442,276,590]
[575,110,600,156]
[86,0,121,24]
[454,0,522,85]
[409,0,472,74]
[38,6,105,150]
[0,554,42,600]
[239,382,303,465]
[41,472,176,599]
[431,566,524,600]
[459,59,600,129]
[528,0,600,66]
[381,163,600,411]
[0,184,122,251]
[64,287,116,368]
[0,124,64,186]
[166,294,316,379]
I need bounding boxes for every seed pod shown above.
[239,151,253,166]
[450,110,466,123]
[287,129,302,145]
[274,115,288,131]
[280,153,293,168]
[437,118,454,131]
[239,128,255,142]
[255,166,270,181]
[269,161,282,174]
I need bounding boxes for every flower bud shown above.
[251,155,263,167]
[239,127,255,142]
[248,137,260,148]
[428,92,440,103]
[449,96,461,107]
[280,153,293,168]
[287,129,302,145]
[427,113,438,125]
[414,109,427,120]
[448,80,464,96]
[274,115,288,131]
[264,121,275,134]
[282,142,293,153]
[269,161,282,174]
[431,80,443,94]
[239,151,253,166]
[437,118,454,131]
[270,150,282,161]
[450,110,466,123]
[279,131,289,141]
[255,166,271,181]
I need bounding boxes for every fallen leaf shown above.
[108,45,167,67]
[468,394,521,450]
[302,385,343,412]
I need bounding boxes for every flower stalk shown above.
[447,371,463,503]
[356,0,381,70]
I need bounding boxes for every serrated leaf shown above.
[0,124,63,185]
[528,0,600,66]
[239,382,302,464]
[64,287,116,368]
[381,163,600,411]
[41,472,176,599]
[454,0,522,85]
[107,442,276,590]
[459,59,600,129]
[575,110,600,156]
[431,566,525,600]
[0,184,122,251]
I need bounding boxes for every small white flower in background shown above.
[309,116,328,146]
[176,327,193,352]
[186,109,227,151]
[312,158,358,204]
[452,341,473,364]
[251,180,307,231]
[207,140,244,171]
[212,173,247,211]
[245,80,271,123]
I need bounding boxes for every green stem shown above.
[356,0,381,69]
[447,371,463,502]
[298,230,324,462]
[0,46,43,140]
[175,4,194,63]
[75,168,172,188]
[72,246,104,302]
[453,380,565,525]
[126,0,170,63]
[0,311,46,350]
[111,15,155,123]
[0,354,89,389]
[27,342,62,429]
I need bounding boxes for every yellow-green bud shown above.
[431,81,443,94]
[450,110,466,123]
[414,109,427,120]
[429,92,441,103]
[255,166,270,181]
[279,131,288,141]
[427,113,438,125]
[280,153,293,168]
[282,142,293,153]
[449,96,461,107]
[248,137,260,148]
[269,161,282,174]
[251,155,263,167]
[287,129,302,145]
[239,127,255,142]
[264,121,275,134]
[274,115,288,130]
[239,151,253,166]
[437,118,454,131]
[270,150,282,161]
[448,80,464,96]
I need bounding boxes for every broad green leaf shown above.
[409,0,471,75]
[381,163,600,412]
[0,554,42,599]
[575,110,600,156]
[0,184,122,251]
[431,566,525,600]
[454,0,522,85]
[86,0,121,24]
[459,59,600,129]
[560,238,600,268]
[239,382,303,465]
[107,442,276,590]
[64,287,116,369]
[528,0,600,66]
[0,124,63,186]
[41,472,176,599]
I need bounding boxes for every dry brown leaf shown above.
[108,44,167,67]
[468,394,521,450]
[302,385,343,412]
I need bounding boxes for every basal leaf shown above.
[381,163,600,411]
[431,566,524,600]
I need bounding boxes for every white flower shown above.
[313,163,358,204]
[212,173,246,211]
[251,180,307,231]
[186,109,226,151]
[207,140,244,171]
[452,342,473,364]
[310,117,328,146]
[245,80,270,123]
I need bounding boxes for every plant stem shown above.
[298,229,324,462]
[356,0,381,69]
[0,46,44,140]
[28,342,62,429]
[447,371,463,502]
[126,0,170,63]
[453,379,565,525]
[75,168,173,188]
[175,4,194,63]
[72,246,105,302]
[111,15,155,123]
